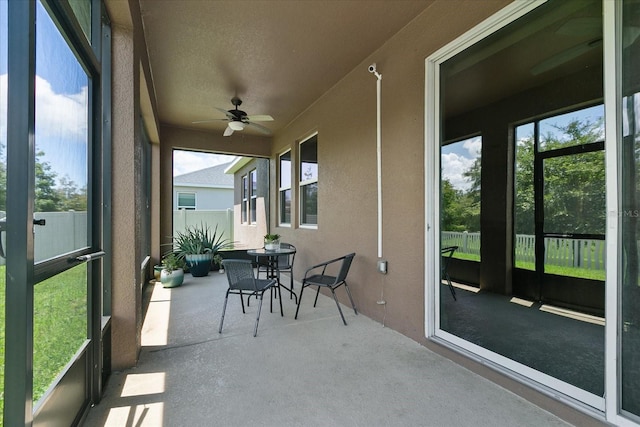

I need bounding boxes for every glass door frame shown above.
[4,0,109,425]
[425,0,626,421]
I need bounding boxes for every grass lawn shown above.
[0,264,87,424]
[451,253,606,281]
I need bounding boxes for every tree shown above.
[35,150,61,212]
[57,175,87,211]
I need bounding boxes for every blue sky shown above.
[1,1,88,188]
[173,150,237,176]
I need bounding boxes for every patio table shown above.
[247,247,298,304]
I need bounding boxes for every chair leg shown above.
[239,290,246,313]
[446,274,457,301]
[277,283,284,317]
[219,290,230,333]
[254,294,264,337]
[289,273,294,299]
[331,288,347,325]
[294,283,306,319]
[313,286,321,307]
[343,282,358,315]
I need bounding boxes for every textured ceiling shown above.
[108,0,433,137]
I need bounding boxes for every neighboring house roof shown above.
[174,162,234,188]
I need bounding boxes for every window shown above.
[441,136,482,261]
[299,134,318,226]
[514,105,605,277]
[250,169,257,223]
[241,174,248,223]
[279,150,292,225]
[177,192,196,210]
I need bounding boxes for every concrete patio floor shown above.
[83,271,604,426]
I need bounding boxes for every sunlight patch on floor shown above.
[539,304,605,326]
[451,282,480,293]
[104,402,164,426]
[510,297,534,307]
[142,283,172,346]
[121,372,166,397]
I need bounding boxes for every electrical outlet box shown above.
[377,259,387,274]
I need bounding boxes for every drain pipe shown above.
[369,63,385,270]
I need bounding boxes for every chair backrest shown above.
[336,253,356,283]
[440,246,458,275]
[277,243,296,268]
[222,259,257,290]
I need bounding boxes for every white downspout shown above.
[369,64,383,260]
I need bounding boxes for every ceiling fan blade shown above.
[245,114,274,122]
[246,121,272,135]
[192,118,227,124]
[215,107,235,119]
[223,125,234,137]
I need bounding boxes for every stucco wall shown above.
[151,0,510,345]
[269,0,511,342]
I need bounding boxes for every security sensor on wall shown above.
[368,63,382,80]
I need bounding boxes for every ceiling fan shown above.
[193,96,274,137]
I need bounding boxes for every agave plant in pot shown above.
[173,223,231,277]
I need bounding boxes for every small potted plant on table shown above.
[264,233,281,251]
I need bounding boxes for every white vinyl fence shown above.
[0,211,88,266]
[173,209,234,244]
[442,231,606,271]
[0,209,235,266]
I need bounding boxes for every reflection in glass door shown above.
[436,0,605,408]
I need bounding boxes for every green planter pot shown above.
[160,268,184,288]
[185,253,213,277]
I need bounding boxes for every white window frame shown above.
[241,174,248,223]
[176,191,196,210]
[249,169,257,224]
[279,150,292,226]
[298,132,318,228]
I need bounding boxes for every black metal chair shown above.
[219,259,281,337]
[257,242,296,299]
[441,246,458,301]
[295,253,357,325]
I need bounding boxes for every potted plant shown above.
[213,254,225,273]
[160,253,184,288]
[264,233,281,250]
[173,223,232,277]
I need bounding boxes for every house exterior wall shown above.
[231,158,270,249]
[269,0,510,342]
[172,185,233,210]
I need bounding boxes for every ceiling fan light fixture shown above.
[228,121,246,131]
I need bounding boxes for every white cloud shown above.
[1,74,88,181]
[441,151,474,191]
[34,75,88,141]
[463,136,481,157]
[173,150,237,176]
